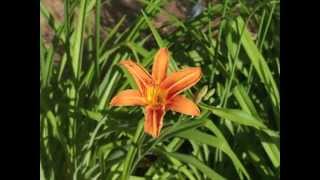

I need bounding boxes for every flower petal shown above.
[144,105,165,138]
[120,60,153,93]
[160,67,201,98]
[167,95,200,116]
[110,89,146,106]
[152,48,169,84]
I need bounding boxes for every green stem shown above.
[95,0,101,85]
[121,118,144,180]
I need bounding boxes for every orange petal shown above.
[120,60,153,93]
[144,105,166,138]
[110,89,146,106]
[160,67,201,98]
[152,48,169,84]
[167,95,200,116]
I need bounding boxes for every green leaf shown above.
[233,85,259,117]
[201,104,267,129]
[99,15,126,56]
[71,0,88,79]
[177,127,250,179]
[141,10,165,48]
[231,17,279,111]
[129,176,146,180]
[233,85,280,168]
[157,149,226,180]
[121,118,144,180]
[40,161,46,180]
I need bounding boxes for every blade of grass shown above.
[99,15,126,56]
[97,71,121,110]
[159,151,197,180]
[95,0,102,83]
[141,10,165,48]
[157,148,226,180]
[258,3,276,51]
[40,33,46,87]
[71,0,88,79]
[200,103,267,129]
[120,118,144,180]
[40,161,46,180]
[177,128,250,179]
[233,85,279,168]
[232,17,279,112]
[125,0,161,41]
[43,43,54,87]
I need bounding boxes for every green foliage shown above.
[40,0,280,179]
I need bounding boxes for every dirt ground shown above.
[40,0,220,46]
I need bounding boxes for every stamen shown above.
[146,86,166,106]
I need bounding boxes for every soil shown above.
[40,0,221,46]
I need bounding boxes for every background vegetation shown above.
[40,0,280,179]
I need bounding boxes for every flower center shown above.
[146,86,166,106]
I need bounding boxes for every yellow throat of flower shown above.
[146,86,166,106]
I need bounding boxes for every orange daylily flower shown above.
[110,48,202,138]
